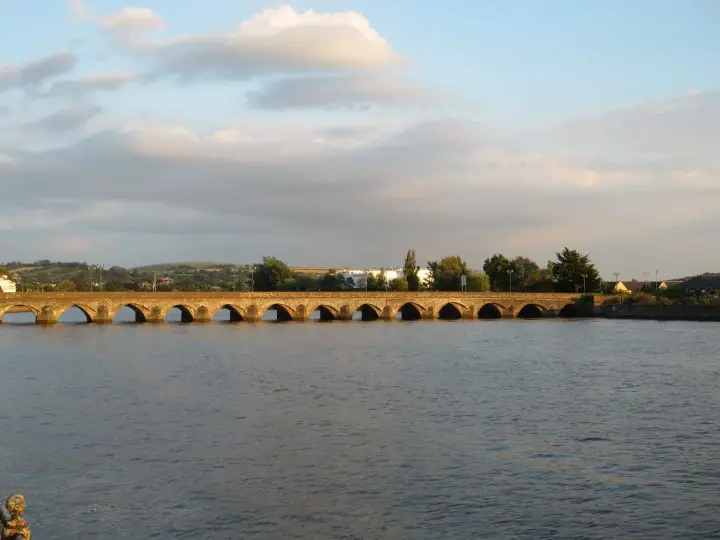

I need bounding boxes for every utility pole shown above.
[613,272,619,282]
[655,269,659,290]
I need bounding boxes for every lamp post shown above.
[655,269,659,290]
[507,268,514,293]
[250,265,255,293]
[582,273,587,293]
[232,267,237,292]
[384,267,389,292]
[89,266,93,292]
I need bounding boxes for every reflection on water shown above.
[1,319,719,538]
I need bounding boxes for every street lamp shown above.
[232,267,237,292]
[384,267,389,292]
[655,269,659,290]
[582,273,587,293]
[250,265,255,293]
[507,268,514,293]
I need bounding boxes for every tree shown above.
[366,270,388,291]
[523,268,555,292]
[0,266,8,277]
[389,277,409,291]
[319,270,345,291]
[56,280,76,292]
[512,256,539,289]
[466,271,490,292]
[253,256,295,291]
[426,256,469,291]
[104,279,124,292]
[483,254,513,291]
[550,247,602,293]
[403,249,420,291]
[425,261,439,290]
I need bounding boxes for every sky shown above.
[1,0,719,280]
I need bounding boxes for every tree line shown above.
[2,247,602,293]
[251,247,602,293]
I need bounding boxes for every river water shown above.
[0,316,719,539]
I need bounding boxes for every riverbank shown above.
[601,303,720,321]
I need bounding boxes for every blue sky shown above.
[0,1,719,278]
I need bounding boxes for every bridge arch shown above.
[558,303,579,318]
[438,302,465,320]
[309,304,339,321]
[517,304,546,319]
[57,304,95,324]
[213,304,246,322]
[113,304,149,323]
[165,305,194,323]
[0,304,39,324]
[353,303,382,321]
[394,302,426,321]
[477,303,503,319]
[259,303,295,322]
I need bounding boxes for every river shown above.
[0,316,718,538]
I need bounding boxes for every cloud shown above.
[0,52,76,92]
[142,5,401,82]
[555,90,720,160]
[102,7,165,33]
[44,72,136,98]
[22,105,102,132]
[1,115,718,275]
[246,74,430,110]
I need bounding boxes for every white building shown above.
[0,275,16,293]
[339,268,431,289]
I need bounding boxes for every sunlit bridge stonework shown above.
[0,292,612,325]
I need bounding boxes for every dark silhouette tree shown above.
[550,247,601,293]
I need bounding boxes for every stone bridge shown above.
[0,292,613,325]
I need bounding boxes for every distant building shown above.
[290,266,432,289]
[680,274,720,295]
[0,275,16,293]
[339,268,432,289]
[610,280,668,294]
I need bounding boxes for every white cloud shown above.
[0,52,75,92]
[101,6,165,33]
[143,5,401,81]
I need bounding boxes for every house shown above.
[680,274,720,295]
[610,280,668,294]
[0,274,16,293]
